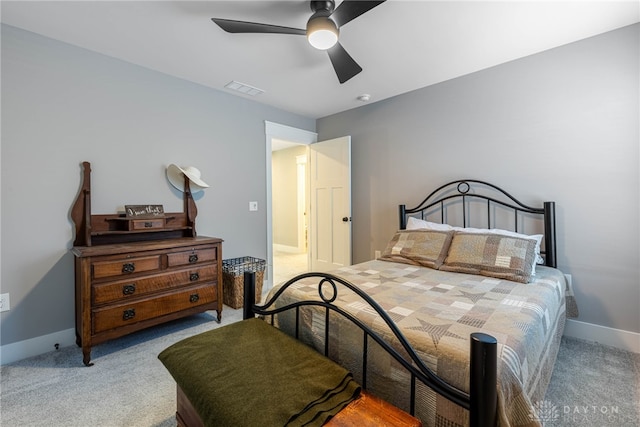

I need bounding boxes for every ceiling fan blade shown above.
[330,1,386,27]
[327,42,362,84]
[212,18,305,35]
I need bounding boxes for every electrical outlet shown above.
[249,201,258,211]
[0,293,10,312]
[374,250,381,259]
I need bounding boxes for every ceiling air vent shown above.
[224,80,264,96]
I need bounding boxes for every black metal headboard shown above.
[399,179,557,268]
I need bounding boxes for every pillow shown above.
[380,230,454,269]
[440,231,537,283]
[405,217,544,267]
[458,228,544,270]
[406,217,453,231]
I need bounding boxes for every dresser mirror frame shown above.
[71,161,198,246]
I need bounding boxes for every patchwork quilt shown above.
[266,260,578,427]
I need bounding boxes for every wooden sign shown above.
[125,204,165,218]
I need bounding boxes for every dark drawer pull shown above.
[122,308,136,321]
[122,284,136,295]
[122,263,135,274]
[189,273,200,282]
[189,294,200,303]
[188,254,198,263]
[144,221,154,228]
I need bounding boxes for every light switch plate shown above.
[249,201,258,211]
[0,293,10,312]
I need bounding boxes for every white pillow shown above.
[406,217,453,231]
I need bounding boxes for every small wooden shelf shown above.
[91,227,192,236]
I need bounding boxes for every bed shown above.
[262,179,578,427]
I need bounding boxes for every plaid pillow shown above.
[440,232,537,283]
[380,230,454,269]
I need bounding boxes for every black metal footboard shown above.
[243,271,497,427]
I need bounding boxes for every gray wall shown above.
[0,25,315,346]
[317,24,639,334]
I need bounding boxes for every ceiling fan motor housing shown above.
[310,1,335,15]
[307,0,339,50]
[307,0,338,32]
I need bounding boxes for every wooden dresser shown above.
[70,162,223,366]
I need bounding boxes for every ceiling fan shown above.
[211,1,386,84]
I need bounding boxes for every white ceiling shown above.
[1,1,638,119]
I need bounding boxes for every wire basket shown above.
[222,256,266,309]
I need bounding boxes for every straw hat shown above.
[166,164,209,192]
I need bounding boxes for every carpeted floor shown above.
[0,308,244,427]
[0,307,638,426]
[543,336,640,426]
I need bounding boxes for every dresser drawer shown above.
[130,218,165,230]
[167,246,217,267]
[92,255,162,280]
[92,283,217,334]
[92,265,217,305]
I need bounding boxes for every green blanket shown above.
[158,318,361,427]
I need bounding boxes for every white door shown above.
[309,136,352,271]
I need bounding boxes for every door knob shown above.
[342,217,350,222]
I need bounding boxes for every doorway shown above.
[272,145,309,285]
[265,121,317,290]
[265,123,352,289]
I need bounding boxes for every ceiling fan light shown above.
[307,17,339,50]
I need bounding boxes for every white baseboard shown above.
[0,328,76,366]
[563,319,640,354]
